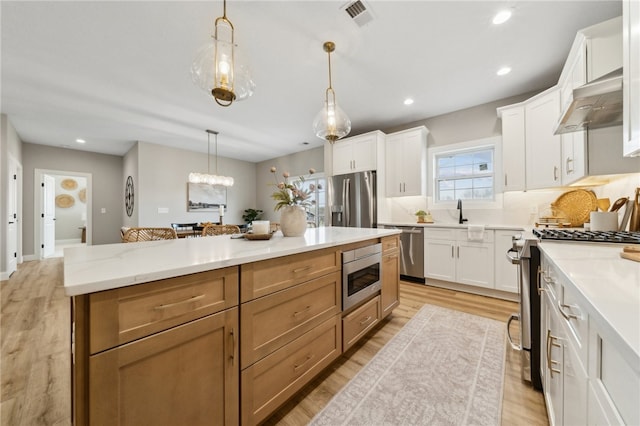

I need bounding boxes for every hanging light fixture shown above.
[189,130,234,187]
[191,0,255,107]
[313,41,351,142]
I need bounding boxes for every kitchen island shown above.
[65,226,401,425]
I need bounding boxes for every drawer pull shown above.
[293,354,314,371]
[229,328,236,365]
[293,306,312,317]
[359,315,372,326]
[292,266,312,273]
[558,302,582,321]
[153,294,205,310]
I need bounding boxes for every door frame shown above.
[34,169,92,259]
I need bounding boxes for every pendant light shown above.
[313,41,351,142]
[188,130,234,187]
[191,0,255,107]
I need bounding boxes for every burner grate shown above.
[533,229,640,244]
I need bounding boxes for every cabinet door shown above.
[494,230,519,293]
[385,128,427,197]
[500,106,526,191]
[332,141,354,175]
[351,134,377,172]
[90,308,239,426]
[424,239,456,282]
[561,132,586,185]
[623,0,640,156]
[525,90,562,189]
[456,242,494,288]
[544,295,564,426]
[563,339,588,426]
[381,245,400,318]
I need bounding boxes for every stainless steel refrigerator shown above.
[329,171,377,228]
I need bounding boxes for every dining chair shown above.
[122,227,178,242]
[201,224,242,236]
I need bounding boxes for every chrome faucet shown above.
[457,199,467,224]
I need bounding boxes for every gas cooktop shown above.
[533,229,640,244]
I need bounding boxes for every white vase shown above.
[280,205,307,237]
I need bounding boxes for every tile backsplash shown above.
[386,174,640,229]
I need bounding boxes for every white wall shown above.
[136,141,256,226]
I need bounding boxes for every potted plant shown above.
[242,208,263,224]
[415,210,429,223]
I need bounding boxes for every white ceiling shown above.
[1,1,622,162]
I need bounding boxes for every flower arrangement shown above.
[270,167,320,211]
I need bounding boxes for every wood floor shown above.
[1,258,548,425]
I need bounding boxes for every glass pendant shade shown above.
[188,130,234,187]
[313,91,351,142]
[314,41,351,143]
[190,0,255,107]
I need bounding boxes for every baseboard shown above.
[0,270,9,281]
[56,238,82,245]
[420,278,519,302]
[23,254,38,262]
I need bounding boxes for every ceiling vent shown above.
[342,1,374,27]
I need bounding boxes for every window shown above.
[435,147,494,202]
[299,175,326,227]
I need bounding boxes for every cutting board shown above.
[620,246,640,262]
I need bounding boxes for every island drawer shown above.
[342,295,381,352]
[89,267,239,354]
[240,271,340,369]
[240,247,340,302]
[381,235,399,253]
[240,313,341,426]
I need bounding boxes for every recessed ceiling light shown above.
[492,10,512,25]
[75,138,86,144]
[403,98,414,106]
[497,67,511,76]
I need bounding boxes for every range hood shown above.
[554,68,622,135]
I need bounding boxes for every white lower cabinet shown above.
[494,230,519,293]
[424,228,495,290]
[540,250,638,426]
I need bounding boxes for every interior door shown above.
[6,161,18,276]
[43,174,55,258]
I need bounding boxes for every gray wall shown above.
[136,141,256,226]
[22,143,123,254]
[255,147,324,223]
[1,114,23,275]
[384,90,541,146]
[122,143,139,228]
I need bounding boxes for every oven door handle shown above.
[506,248,520,265]
[506,313,521,351]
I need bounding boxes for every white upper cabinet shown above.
[525,88,562,190]
[332,131,383,175]
[497,105,526,191]
[385,126,428,197]
[623,0,640,157]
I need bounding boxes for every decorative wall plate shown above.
[61,178,78,190]
[78,188,87,203]
[56,194,75,208]
[125,176,134,217]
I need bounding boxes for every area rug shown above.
[309,304,506,426]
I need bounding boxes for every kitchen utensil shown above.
[551,189,597,227]
[619,200,634,231]
[630,188,640,232]
[609,197,629,212]
[596,198,611,211]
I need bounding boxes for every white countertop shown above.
[379,222,526,231]
[538,242,640,362]
[64,226,400,296]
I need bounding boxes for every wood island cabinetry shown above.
[70,232,401,426]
